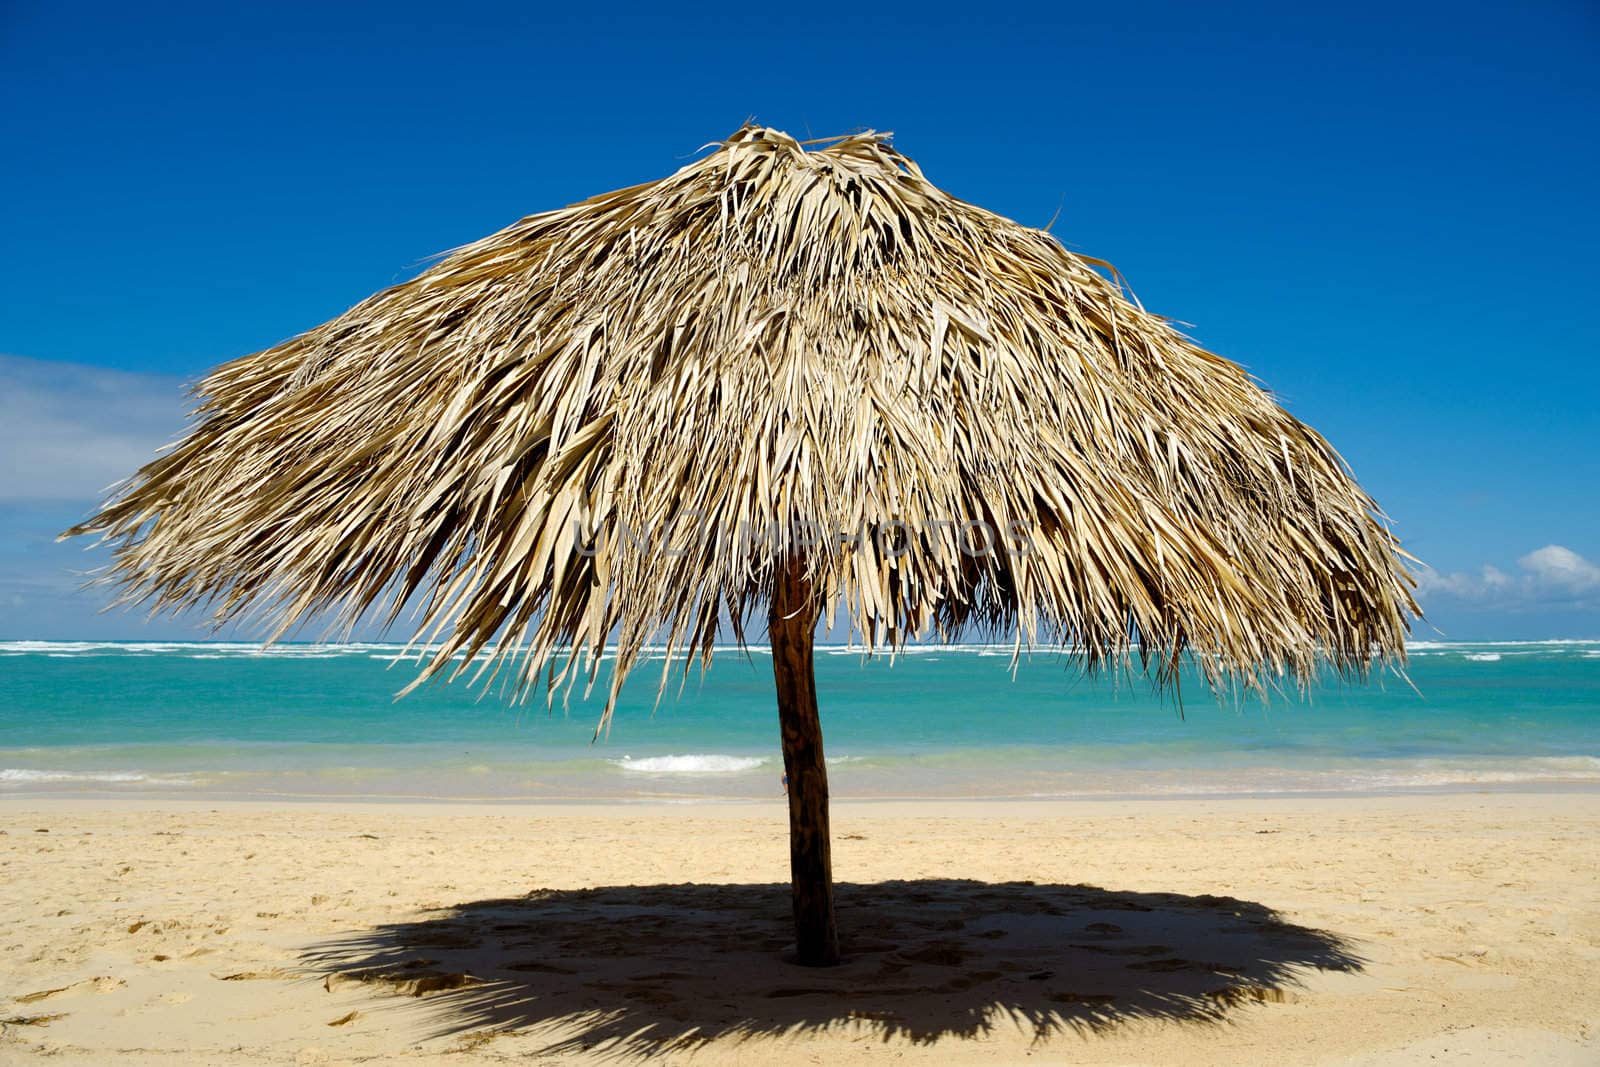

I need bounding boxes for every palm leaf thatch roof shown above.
[68,126,1415,718]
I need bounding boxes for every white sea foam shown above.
[0,640,414,659]
[1408,639,1600,650]
[8,638,1597,661]
[1464,652,1502,662]
[613,754,768,774]
[1352,756,1600,788]
[0,768,160,784]
[1015,756,1600,799]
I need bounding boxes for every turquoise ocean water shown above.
[1,640,1597,801]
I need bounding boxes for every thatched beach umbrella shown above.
[68,127,1415,966]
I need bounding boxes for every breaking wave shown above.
[613,754,769,774]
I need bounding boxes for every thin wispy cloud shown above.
[0,356,194,637]
[0,354,188,504]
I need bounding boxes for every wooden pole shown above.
[769,559,840,966]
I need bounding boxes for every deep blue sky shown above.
[2,0,1597,639]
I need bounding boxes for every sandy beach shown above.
[1,792,1596,1064]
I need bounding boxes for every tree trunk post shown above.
[770,559,840,967]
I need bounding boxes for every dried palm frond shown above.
[66,126,1416,723]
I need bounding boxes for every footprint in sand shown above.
[214,968,296,981]
[13,977,126,1003]
[322,969,480,996]
[1,1012,68,1030]
[1205,985,1299,1005]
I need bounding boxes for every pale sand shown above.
[2,793,1598,1065]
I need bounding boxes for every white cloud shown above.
[1519,545,1600,593]
[0,354,189,503]
[1416,544,1600,610]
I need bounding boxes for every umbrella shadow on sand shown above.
[302,878,1361,1056]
